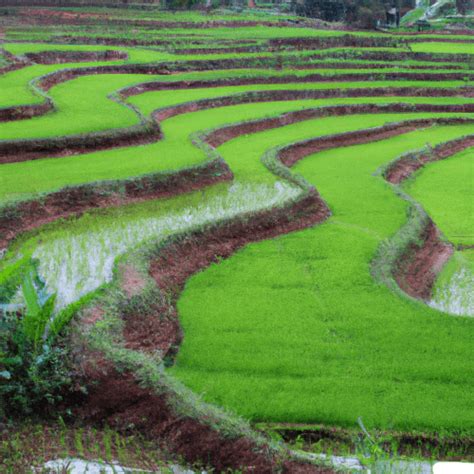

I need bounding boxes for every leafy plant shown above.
[21,265,56,350]
[0,262,70,419]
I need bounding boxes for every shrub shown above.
[0,263,71,419]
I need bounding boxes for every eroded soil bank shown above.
[394,221,453,300]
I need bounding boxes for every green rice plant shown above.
[1,15,474,454]
[171,122,474,432]
[403,147,474,247]
[401,147,474,316]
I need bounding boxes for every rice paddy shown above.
[0,5,473,471]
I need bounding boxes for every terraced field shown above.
[0,6,473,472]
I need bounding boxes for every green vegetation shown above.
[0,423,182,473]
[171,124,474,431]
[404,148,474,247]
[0,263,70,418]
[1,7,473,469]
[2,88,474,202]
[410,42,474,55]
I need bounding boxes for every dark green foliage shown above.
[295,0,389,28]
[0,264,70,419]
[0,312,72,418]
[456,0,470,15]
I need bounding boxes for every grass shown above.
[170,123,474,433]
[1,10,474,462]
[410,42,474,55]
[2,86,474,202]
[403,147,474,247]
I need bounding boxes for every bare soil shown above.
[24,49,128,64]
[394,221,453,300]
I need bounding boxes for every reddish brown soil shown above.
[79,368,331,473]
[386,135,474,184]
[122,77,474,98]
[172,35,399,55]
[268,35,397,49]
[0,50,31,75]
[24,9,107,20]
[295,61,464,71]
[387,154,431,184]
[0,100,53,122]
[206,109,472,151]
[0,125,162,164]
[3,64,473,123]
[153,88,474,121]
[277,424,474,460]
[76,193,332,473]
[123,301,181,355]
[121,75,474,99]
[278,117,469,166]
[0,158,232,249]
[394,222,453,300]
[119,263,147,299]
[24,49,128,65]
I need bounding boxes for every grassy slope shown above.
[171,123,474,433]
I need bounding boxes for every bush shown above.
[0,312,72,418]
[0,263,72,419]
